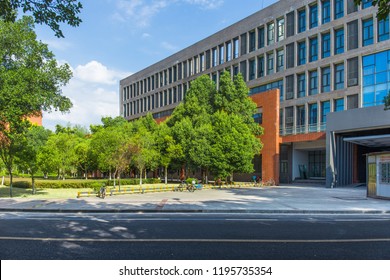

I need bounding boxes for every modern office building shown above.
[120,0,390,187]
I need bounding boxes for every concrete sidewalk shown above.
[0,185,389,214]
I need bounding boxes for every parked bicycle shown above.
[175,181,195,192]
[98,184,107,199]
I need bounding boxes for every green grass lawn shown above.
[0,185,94,199]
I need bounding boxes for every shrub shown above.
[13,181,31,189]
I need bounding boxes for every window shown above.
[321,66,331,93]
[298,41,306,65]
[286,75,294,100]
[267,22,275,45]
[322,0,331,24]
[297,73,306,98]
[309,70,318,95]
[362,50,390,107]
[334,98,344,111]
[249,80,284,99]
[277,49,284,72]
[362,0,372,9]
[233,38,239,59]
[334,0,344,19]
[347,94,359,109]
[380,162,390,184]
[285,107,294,132]
[286,43,295,69]
[249,59,256,80]
[277,18,285,41]
[334,28,344,54]
[219,45,225,64]
[258,27,265,48]
[298,9,306,33]
[309,36,318,62]
[321,101,330,123]
[241,33,247,55]
[334,63,344,90]
[286,11,295,37]
[212,48,217,67]
[297,106,306,128]
[267,52,274,75]
[378,16,390,42]
[240,61,247,81]
[310,4,318,28]
[226,42,232,62]
[347,0,358,13]
[257,56,264,78]
[347,57,359,87]
[347,20,359,50]
[322,32,331,58]
[249,31,256,52]
[363,18,374,46]
[309,103,318,131]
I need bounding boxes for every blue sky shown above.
[35,0,278,130]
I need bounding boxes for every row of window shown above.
[280,94,358,135]
[124,55,359,118]
[122,0,380,103]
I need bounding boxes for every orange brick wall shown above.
[28,115,42,126]
[281,132,325,143]
[250,89,280,185]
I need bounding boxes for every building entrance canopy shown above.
[343,134,390,148]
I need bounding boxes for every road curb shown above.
[1,208,390,214]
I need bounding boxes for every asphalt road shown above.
[1,212,390,259]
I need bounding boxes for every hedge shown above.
[5,178,162,189]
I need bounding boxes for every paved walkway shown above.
[0,185,389,214]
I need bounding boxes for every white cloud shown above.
[42,61,132,131]
[184,0,223,9]
[161,41,178,51]
[114,0,224,27]
[74,60,127,85]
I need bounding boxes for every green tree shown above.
[168,73,262,182]
[0,0,83,37]
[354,0,390,20]
[155,122,183,184]
[131,122,159,185]
[16,125,51,193]
[0,18,72,196]
[384,90,390,110]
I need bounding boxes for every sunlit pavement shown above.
[0,185,389,214]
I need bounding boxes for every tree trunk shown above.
[32,175,36,195]
[139,169,143,185]
[118,173,121,191]
[164,166,168,185]
[9,169,13,198]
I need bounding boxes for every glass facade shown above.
[309,103,318,132]
[250,80,284,100]
[363,50,390,107]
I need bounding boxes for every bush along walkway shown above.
[76,182,276,198]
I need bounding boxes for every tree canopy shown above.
[0,17,73,196]
[354,0,390,20]
[0,0,83,37]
